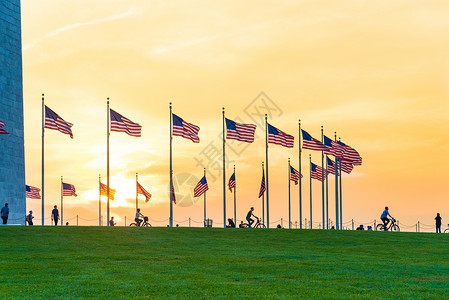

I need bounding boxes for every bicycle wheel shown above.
[129,223,137,227]
[444,228,449,233]
[256,223,266,228]
[143,223,152,227]
[376,224,384,231]
[391,225,400,232]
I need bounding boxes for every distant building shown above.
[0,0,26,224]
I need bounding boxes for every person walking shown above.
[26,210,34,226]
[51,205,59,226]
[435,213,442,233]
[1,203,9,224]
[109,217,116,226]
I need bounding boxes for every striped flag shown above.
[268,123,294,148]
[225,118,256,143]
[290,166,302,185]
[193,176,208,197]
[228,172,236,192]
[62,182,77,197]
[258,169,266,198]
[340,160,354,174]
[26,185,41,199]
[137,181,152,202]
[326,157,340,175]
[100,182,116,200]
[311,163,326,182]
[323,135,344,158]
[45,106,73,138]
[172,114,200,143]
[301,130,327,151]
[0,120,9,134]
[338,141,362,165]
[110,109,142,137]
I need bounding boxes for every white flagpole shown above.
[107,98,110,226]
[298,120,302,229]
[41,93,45,226]
[222,108,226,228]
[309,154,312,229]
[169,102,173,227]
[288,158,291,229]
[233,165,236,225]
[136,173,138,212]
[60,176,63,226]
[334,132,339,230]
[321,126,325,229]
[265,114,270,228]
[204,168,207,225]
[99,174,101,226]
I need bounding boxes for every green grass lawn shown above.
[0,227,448,299]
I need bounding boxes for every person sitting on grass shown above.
[135,209,143,227]
[239,221,244,228]
[227,218,235,228]
[380,206,393,230]
[246,207,256,228]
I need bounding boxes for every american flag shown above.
[301,130,327,151]
[340,160,354,174]
[45,106,73,138]
[137,181,152,202]
[228,172,236,192]
[62,182,77,197]
[172,114,200,143]
[225,118,256,143]
[100,182,116,200]
[0,120,9,134]
[258,169,266,198]
[193,176,208,197]
[26,185,41,199]
[267,123,294,148]
[311,163,326,182]
[170,181,176,204]
[323,135,344,158]
[338,141,362,165]
[110,109,142,137]
[290,166,302,185]
[326,157,340,175]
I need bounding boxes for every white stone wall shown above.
[0,0,25,225]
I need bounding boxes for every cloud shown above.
[23,7,142,51]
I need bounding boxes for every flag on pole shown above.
[26,185,41,199]
[258,169,266,198]
[228,172,236,192]
[0,121,9,134]
[267,123,294,148]
[338,141,362,165]
[100,182,116,200]
[62,182,77,197]
[301,130,327,151]
[326,157,340,175]
[323,135,344,158]
[340,160,354,174]
[225,118,256,143]
[172,114,200,143]
[311,163,326,182]
[45,106,73,138]
[290,166,302,185]
[194,176,209,197]
[170,181,176,204]
[110,109,142,137]
[137,181,152,202]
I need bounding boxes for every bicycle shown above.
[240,217,266,228]
[443,224,449,233]
[376,218,400,231]
[129,216,151,227]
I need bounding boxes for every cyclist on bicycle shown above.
[246,207,257,228]
[135,208,143,227]
[380,206,393,230]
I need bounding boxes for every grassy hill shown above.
[0,227,448,298]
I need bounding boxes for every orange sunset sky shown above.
[21,0,449,229]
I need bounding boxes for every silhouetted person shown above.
[227,218,235,228]
[52,205,59,226]
[277,224,282,228]
[246,207,256,228]
[435,213,442,233]
[135,208,143,226]
[380,206,392,230]
[1,203,9,224]
[109,217,116,226]
[26,210,34,226]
